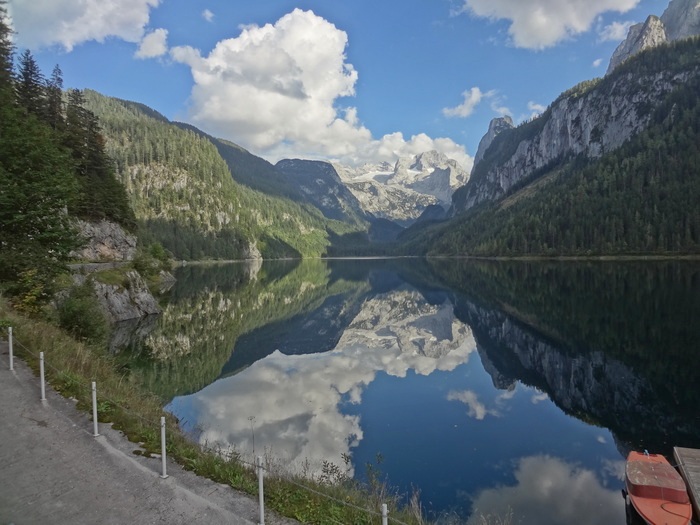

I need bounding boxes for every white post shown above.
[160,416,168,479]
[8,327,13,371]
[39,352,46,401]
[91,382,99,437]
[257,455,265,525]
[381,503,388,525]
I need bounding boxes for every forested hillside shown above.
[0,7,134,311]
[83,91,363,260]
[408,37,700,257]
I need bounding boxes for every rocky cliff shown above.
[473,116,514,167]
[92,270,161,323]
[606,16,667,74]
[607,0,700,73]
[452,61,699,213]
[71,220,137,261]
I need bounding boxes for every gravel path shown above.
[0,343,297,525]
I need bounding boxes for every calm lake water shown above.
[118,258,700,524]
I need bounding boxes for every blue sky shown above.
[8,0,668,170]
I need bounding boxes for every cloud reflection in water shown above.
[466,455,625,525]
[168,290,476,477]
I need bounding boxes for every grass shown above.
[0,296,436,525]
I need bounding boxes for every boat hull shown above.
[625,451,692,525]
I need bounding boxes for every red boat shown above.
[625,451,693,525]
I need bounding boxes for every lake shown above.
[117,258,700,524]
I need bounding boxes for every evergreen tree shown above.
[45,64,65,131]
[15,49,45,117]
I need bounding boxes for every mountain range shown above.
[80,0,700,260]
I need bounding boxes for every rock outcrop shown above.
[71,220,137,262]
[452,64,698,213]
[607,0,700,74]
[606,16,667,74]
[661,0,700,40]
[473,116,515,168]
[93,270,161,323]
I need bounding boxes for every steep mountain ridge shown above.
[607,0,700,72]
[274,159,368,225]
[83,90,363,259]
[452,39,700,214]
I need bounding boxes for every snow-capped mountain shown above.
[334,151,469,226]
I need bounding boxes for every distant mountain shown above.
[83,90,365,259]
[274,159,368,225]
[607,0,700,73]
[335,150,469,226]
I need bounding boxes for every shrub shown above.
[57,281,109,344]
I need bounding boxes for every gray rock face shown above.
[661,0,700,40]
[453,66,697,212]
[93,270,161,323]
[274,159,367,223]
[606,16,667,75]
[71,220,137,262]
[473,116,515,168]
[607,0,700,74]
[336,150,470,225]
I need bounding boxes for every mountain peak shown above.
[607,0,700,74]
[473,116,515,169]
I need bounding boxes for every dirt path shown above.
[0,344,297,525]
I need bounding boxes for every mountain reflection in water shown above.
[118,259,700,523]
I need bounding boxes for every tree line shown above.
[0,1,134,311]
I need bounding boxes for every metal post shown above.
[91,382,99,437]
[39,352,46,401]
[160,416,168,479]
[8,327,13,371]
[381,503,388,525]
[257,455,265,525]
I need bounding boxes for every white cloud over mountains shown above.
[171,9,472,168]
[457,0,640,49]
[10,2,472,168]
[135,28,168,59]
[9,0,161,51]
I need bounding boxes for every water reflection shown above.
[466,455,625,525]
[119,258,700,523]
[168,287,476,477]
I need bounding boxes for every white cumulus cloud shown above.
[202,9,214,22]
[8,0,161,51]
[457,0,640,49]
[593,58,604,67]
[135,28,168,59]
[598,20,634,41]
[443,87,492,118]
[171,9,472,169]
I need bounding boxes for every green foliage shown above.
[82,90,364,260]
[58,281,109,343]
[0,29,136,306]
[132,243,172,277]
[422,38,700,257]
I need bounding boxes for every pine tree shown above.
[16,49,45,117]
[45,64,65,131]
